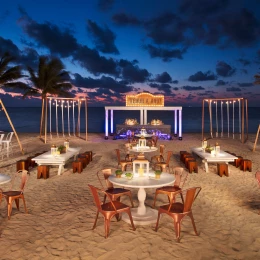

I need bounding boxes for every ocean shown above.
[0,106,259,135]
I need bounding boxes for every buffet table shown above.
[115,124,171,139]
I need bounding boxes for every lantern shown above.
[133,158,150,176]
[51,144,57,155]
[215,142,220,155]
[202,138,207,149]
[64,139,69,150]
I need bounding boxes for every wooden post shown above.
[85,97,87,141]
[253,124,260,152]
[0,99,24,154]
[202,99,205,141]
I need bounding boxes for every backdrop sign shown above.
[126,93,164,107]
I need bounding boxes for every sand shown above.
[0,133,260,260]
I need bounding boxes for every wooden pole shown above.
[202,99,205,141]
[85,97,87,141]
[0,99,24,154]
[241,98,244,144]
[253,124,260,152]
[44,97,48,144]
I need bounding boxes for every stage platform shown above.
[115,124,171,140]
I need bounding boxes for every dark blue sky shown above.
[1,0,260,107]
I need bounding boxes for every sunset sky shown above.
[1,0,260,107]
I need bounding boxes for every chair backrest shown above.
[0,134,4,142]
[97,168,114,190]
[159,145,165,155]
[88,184,103,211]
[172,167,188,188]
[115,149,121,163]
[256,171,260,187]
[152,135,158,146]
[10,170,29,192]
[5,132,14,142]
[182,187,201,213]
[165,151,173,164]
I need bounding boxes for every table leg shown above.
[122,187,158,225]
[202,159,209,172]
[137,187,146,215]
[58,164,64,175]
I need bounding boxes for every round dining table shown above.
[109,172,175,225]
[0,173,11,185]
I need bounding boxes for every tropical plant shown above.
[0,52,28,89]
[23,55,72,135]
[154,170,162,175]
[254,72,260,85]
[115,169,123,176]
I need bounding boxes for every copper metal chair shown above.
[150,144,165,163]
[2,170,29,220]
[88,184,136,238]
[155,186,201,242]
[256,171,260,214]
[147,135,158,147]
[153,151,173,172]
[153,167,188,208]
[97,168,134,207]
[124,143,137,161]
[115,149,133,171]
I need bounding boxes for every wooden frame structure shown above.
[202,98,248,143]
[0,99,24,154]
[42,97,87,144]
[253,124,260,152]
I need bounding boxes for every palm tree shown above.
[23,55,73,136]
[0,52,27,89]
[254,71,260,85]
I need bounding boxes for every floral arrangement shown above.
[125,118,138,125]
[151,119,163,125]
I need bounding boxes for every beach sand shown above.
[0,133,260,260]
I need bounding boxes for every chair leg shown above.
[93,211,99,230]
[21,195,28,214]
[126,208,136,231]
[128,194,134,208]
[174,219,181,243]
[153,192,158,208]
[15,198,20,210]
[7,197,13,220]
[154,211,161,231]
[103,194,107,204]
[188,211,198,236]
[105,219,110,238]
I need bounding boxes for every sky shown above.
[1,0,260,107]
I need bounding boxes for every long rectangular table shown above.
[32,147,80,175]
[191,147,238,173]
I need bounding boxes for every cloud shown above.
[238,82,253,87]
[118,59,150,83]
[145,13,186,45]
[72,73,133,93]
[112,13,141,26]
[0,37,20,57]
[179,0,229,16]
[18,15,78,58]
[182,86,205,91]
[73,45,118,76]
[238,58,251,66]
[144,44,186,61]
[154,72,172,83]
[98,0,115,11]
[226,87,241,92]
[87,20,119,54]
[149,83,172,95]
[188,71,217,82]
[216,61,236,77]
[215,79,228,86]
